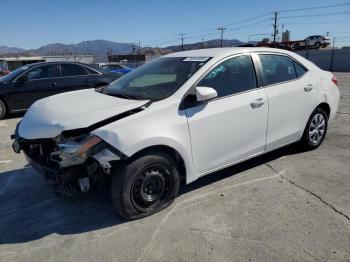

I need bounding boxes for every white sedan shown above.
[13,47,340,219]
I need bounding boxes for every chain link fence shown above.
[295,48,350,72]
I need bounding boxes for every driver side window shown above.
[198,55,257,98]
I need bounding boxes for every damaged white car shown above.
[12,48,340,219]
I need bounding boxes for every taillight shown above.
[331,75,339,86]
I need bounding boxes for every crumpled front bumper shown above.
[11,122,126,182]
[12,122,60,181]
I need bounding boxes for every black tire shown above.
[294,43,300,50]
[300,108,328,150]
[314,42,321,49]
[111,152,180,220]
[0,99,7,120]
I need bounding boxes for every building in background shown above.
[282,30,291,42]
[0,55,95,71]
[108,54,146,68]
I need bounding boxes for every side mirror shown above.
[195,86,217,102]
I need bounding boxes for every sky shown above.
[1,0,350,49]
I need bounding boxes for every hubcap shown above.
[308,113,325,144]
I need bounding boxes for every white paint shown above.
[18,47,340,185]
[19,88,148,139]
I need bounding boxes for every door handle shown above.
[304,84,314,92]
[85,79,91,83]
[51,82,57,87]
[250,98,265,109]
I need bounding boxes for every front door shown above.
[185,54,268,175]
[10,64,59,110]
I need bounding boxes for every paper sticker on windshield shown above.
[183,56,210,62]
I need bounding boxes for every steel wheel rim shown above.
[308,113,325,144]
[0,104,3,116]
[131,165,171,212]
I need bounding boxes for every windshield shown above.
[0,65,30,82]
[105,57,211,101]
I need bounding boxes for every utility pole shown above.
[201,38,204,49]
[179,33,185,51]
[138,40,141,54]
[217,27,226,47]
[273,11,278,44]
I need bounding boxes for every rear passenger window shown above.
[61,64,88,77]
[293,61,307,78]
[198,55,257,98]
[259,54,296,86]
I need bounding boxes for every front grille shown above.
[21,139,59,169]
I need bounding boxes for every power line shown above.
[142,12,272,45]
[185,18,271,43]
[277,3,350,13]
[225,18,272,33]
[282,20,350,25]
[279,11,350,19]
[142,3,350,48]
[222,12,272,27]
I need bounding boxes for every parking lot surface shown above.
[1,73,350,262]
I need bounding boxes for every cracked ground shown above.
[1,73,350,262]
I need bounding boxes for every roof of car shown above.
[22,61,90,67]
[164,47,294,58]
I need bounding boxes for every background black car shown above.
[0,62,120,119]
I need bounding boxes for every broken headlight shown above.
[51,135,102,168]
[58,135,101,156]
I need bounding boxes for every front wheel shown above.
[300,108,328,150]
[111,152,180,219]
[0,99,7,120]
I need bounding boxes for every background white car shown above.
[294,35,331,49]
[14,47,340,219]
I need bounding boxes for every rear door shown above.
[10,64,60,109]
[56,63,93,93]
[257,53,318,150]
[185,54,268,175]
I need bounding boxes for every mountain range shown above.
[0,46,26,54]
[0,39,250,57]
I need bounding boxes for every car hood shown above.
[18,89,149,139]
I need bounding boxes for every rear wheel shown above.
[315,42,321,49]
[293,43,300,50]
[111,152,180,220]
[300,108,328,149]
[0,99,7,120]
